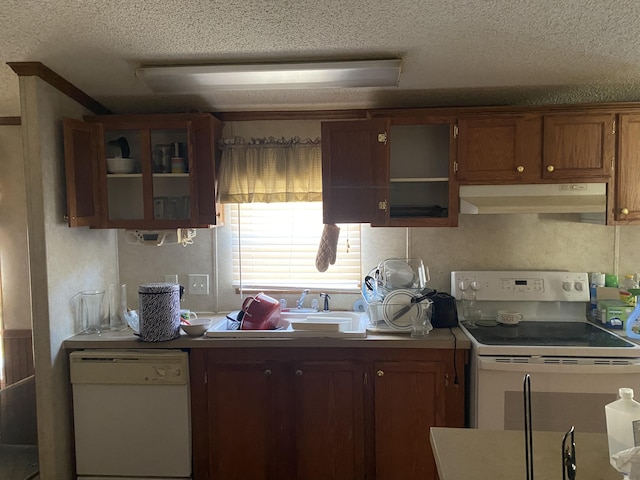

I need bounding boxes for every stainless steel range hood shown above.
[459,183,607,215]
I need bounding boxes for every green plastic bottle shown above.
[620,274,639,307]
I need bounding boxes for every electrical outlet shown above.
[164,274,178,284]
[188,274,209,295]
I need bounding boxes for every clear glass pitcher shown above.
[109,283,128,331]
[81,289,105,334]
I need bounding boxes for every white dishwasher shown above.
[70,350,191,480]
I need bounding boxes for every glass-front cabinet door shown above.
[63,113,222,229]
[150,129,190,222]
[103,128,145,222]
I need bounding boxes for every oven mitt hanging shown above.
[315,224,340,272]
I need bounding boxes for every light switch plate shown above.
[188,274,209,295]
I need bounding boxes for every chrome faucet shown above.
[320,293,331,312]
[296,289,310,309]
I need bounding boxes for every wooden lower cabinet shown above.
[293,360,366,479]
[205,359,278,480]
[190,347,466,480]
[374,360,445,480]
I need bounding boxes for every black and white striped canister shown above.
[138,282,181,342]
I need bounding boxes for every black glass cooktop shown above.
[464,321,634,347]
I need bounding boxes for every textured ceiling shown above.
[3,0,640,116]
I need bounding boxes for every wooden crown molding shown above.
[1,329,32,337]
[216,109,369,121]
[7,61,112,115]
[0,116,20,125]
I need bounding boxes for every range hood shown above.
[459,183,607,215]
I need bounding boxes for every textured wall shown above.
[20,76,118,479]
[117,119,640,314]
[0,124,31,331]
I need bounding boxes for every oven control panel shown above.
[451,271,589,302]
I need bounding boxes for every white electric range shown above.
[451,270,640,432]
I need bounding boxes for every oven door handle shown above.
[478,358,640,374]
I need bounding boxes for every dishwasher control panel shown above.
[70,350,189,385]
[143,363,185,383]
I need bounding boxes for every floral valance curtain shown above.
[217,136,322,203]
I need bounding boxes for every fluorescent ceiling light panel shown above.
[136,59,402,92]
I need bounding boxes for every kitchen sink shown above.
[204,311,368,338]
[280,308,319,314]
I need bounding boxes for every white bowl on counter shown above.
[181,318,213,337]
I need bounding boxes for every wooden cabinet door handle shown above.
[546,165,555,172]
[621,208,630,215]
[516,166,524,173]
[376,370,384,377]
[295,369,303,376]
[264,369,272,376]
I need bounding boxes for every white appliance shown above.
[124,229,196,246]
[458,183,607,215]
[451,270,640,433]
[70,350,191,480]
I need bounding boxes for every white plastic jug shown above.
[605,388,640,465]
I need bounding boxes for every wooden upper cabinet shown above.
[321,117,458,227]
[456,114,542,183]
[63,113,222,229]
[615,114,640,223]
[190,115,220,225]
[542,113,615,179]
[321,119,390,225]
[63,118,102,227]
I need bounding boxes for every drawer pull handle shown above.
[377,370,384,377]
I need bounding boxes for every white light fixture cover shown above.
[136,59,402,92]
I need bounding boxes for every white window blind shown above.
[230,202,361,291]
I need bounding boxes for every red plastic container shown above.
[240,292,280,330]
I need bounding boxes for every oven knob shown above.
[574,282,584,292]
[562,281,572,292]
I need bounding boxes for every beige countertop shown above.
[430,427,620,480]
[63,321,470,350]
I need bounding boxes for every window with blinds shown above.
[229,202,361,291]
